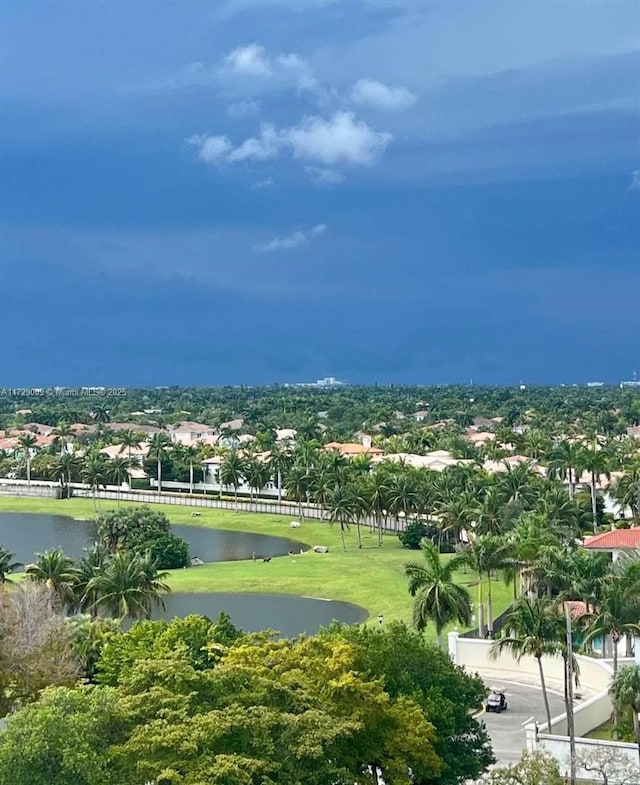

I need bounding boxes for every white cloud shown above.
[305,166,345,185]
[251,178,274,189]
[188,111,392,171]
[187,134,232,163]
[286,112,392,166]
[220,43,315,91]
[227,123,284,162]
[224,44,272,77]
[227,99,262,118]
[351,78,417,111]
[630,170,640,190]
[253,223,326,252]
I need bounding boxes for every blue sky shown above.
[2,0,639,385]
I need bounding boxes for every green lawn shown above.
[0,496,513,634]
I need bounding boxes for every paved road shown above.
[478,681,567,765]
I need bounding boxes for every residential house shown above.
[583,528,640,562]
[168,421,216,445]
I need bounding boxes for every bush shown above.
[96,506,190,569]
[398,520,440,550]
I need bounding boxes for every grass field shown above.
[0,495,514,634]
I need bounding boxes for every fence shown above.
[0,478,409,533]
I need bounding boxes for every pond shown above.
[0,512,306,565]
[158,593,369,638]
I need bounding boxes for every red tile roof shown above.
[583,528,640,550]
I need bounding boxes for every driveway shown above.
[478,681,567,765]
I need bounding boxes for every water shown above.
[159,593,368,638]
[0,513,305,565]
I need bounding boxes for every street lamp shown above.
[378,613,384,626]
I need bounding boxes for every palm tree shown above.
[51,421,74,455]
[244,457,271,510]
[284,462,311,520]
[52,452,80,499]
[367,469,391,546]
[90,404,110,424]
[0,546,22,583]
[548,441,584,501]
[85,550,170,620]
[182,444,200,494]
[25,548,79,609]
[148,433,172,496]
[82,452,109,511]
[18,433,37,485]
[615,463,640,523]
[578,444,612,532]
[327,484,355,552]
[219,451,245,511]
[73,542,110,615]
[491,596,561,730]
[610,665,640,765]
[108,455,131,506]
[268,445,293,503]
[116,430,144,487]
[460,535,511,638]
[404,541,471,647]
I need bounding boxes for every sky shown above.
[1,0,639,386]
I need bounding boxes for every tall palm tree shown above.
[460,536,511,638]
[85,550,170,620]
[82,453,109,511]
[578,444,612,532]
[268,445,293,504]
[51,421,74,455]
[548,441,584,501]
[52,452,80,499]
[90,404,110,424]
[148,433,172,496]
[0,546,22,583]
[610,665,640,765]
[25,548,79,609]
[116,430,144,489]
[327,484,355,552]
[284,462,311,520]
[614,462,640,523]
[491,596,562,730]
[18,433,37,485]
[404,541,471,647]
[73,542,111,615]
[367,469,391,546]
[219,451,246,511]
[109,455,131,507]
[182,444,200,494]
[244,457,271,510]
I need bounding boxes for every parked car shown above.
[486,687,507,713]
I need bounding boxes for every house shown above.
[414,410,429,422]
[219,418,244,432]
[377,451,467,471]
[106,422,161,436]
[472,417,501,429]
[100,443,150,465]
[466,430,496,446]
[324,441,384,459]
[583,528,640,561]
[22,422,55,436]
[626,426,640,438]
[168,421,216,445]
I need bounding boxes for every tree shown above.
[0,584,80,716]
[0,546,21,583]
[614,462,640,523]
[52,452,80,498]
[578,444,612,532]
[181,443,200,494]
[244,457,271,510]
[219,450,246,510]
[147,433,172,495]
[284,461,310,520]
[81,452,109,511]
[25,548,79,610]
[548,441,584,501]
[85,550,170,621]
[404,541,472,646]
[268,444,293,503]
[327,483,355,552]
[90,404,110,424]
[0,685,117,785]
[18,433,37,485]
[575,747,640,785]
[477,751,563,785]
[51,421,75,455]
[108,455,131,506]
[491,596,561,730]
[610,664,640,766]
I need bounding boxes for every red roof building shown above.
[583,528,640,561]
